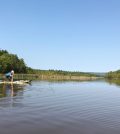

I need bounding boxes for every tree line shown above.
[106,70,120,79]
[0,50,27,73]
[0,49,98,77]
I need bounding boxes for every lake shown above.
[0,80,120,134]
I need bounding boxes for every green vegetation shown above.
[29,69,98,77]
[106,79,120,86]
[0,49,99,80]
[105,70,120,86]
[106,70,120,79]
[0,50,27,73]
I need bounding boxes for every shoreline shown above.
[0,74,102,81]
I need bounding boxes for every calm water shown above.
[0,80,120,134]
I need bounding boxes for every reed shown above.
[0,74,101,81]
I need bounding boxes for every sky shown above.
[0,0,120,72]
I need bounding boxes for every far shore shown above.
[0,74,103,81]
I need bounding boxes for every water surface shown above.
[0,80,120,134]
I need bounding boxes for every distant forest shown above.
[0,49,99,77]
[106,70,120,79]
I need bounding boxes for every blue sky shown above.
[0,0,120,72]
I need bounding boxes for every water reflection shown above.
[1,80,120,99]
[0,84,25,98]
[0,81,120,134]
[105,79,120,87]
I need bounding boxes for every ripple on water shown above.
[0,81,120,134]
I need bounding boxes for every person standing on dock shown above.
[5,70,14,82]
